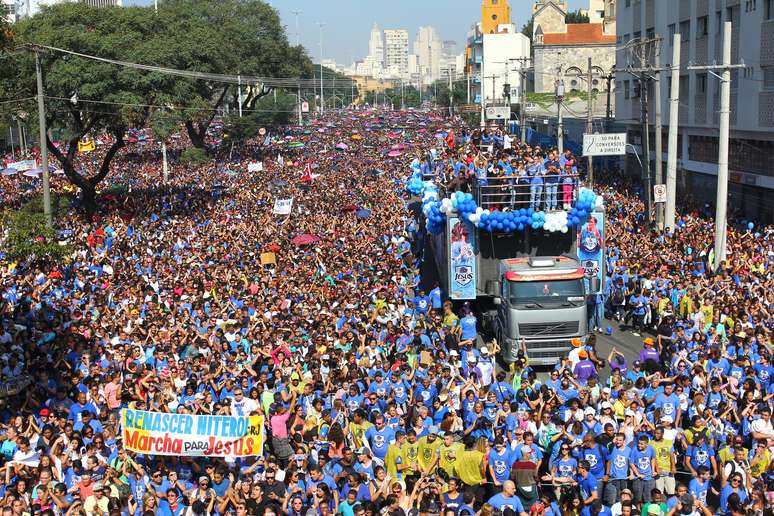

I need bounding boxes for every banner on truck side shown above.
[121,409,264,457]
[448,216,477,300]
[577,211,605,295]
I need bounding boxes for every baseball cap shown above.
[480,346,489,356]
[601,401,613,409]
[428,426,440,435]
[584,407,595,416]
[620,488,633,496]
[39,408,50,417]
[660,415,674,424]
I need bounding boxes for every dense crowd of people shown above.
[0,110,771,516]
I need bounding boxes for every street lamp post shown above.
[317,22,326,115]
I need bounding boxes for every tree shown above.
[148,110,180,183]
[521,17,534,46]
[155,0,312,148]
[565,10,590,24]
[0,14,12,51]
[6,3,169,214]
[432,79,467,111]
[2,194,72,263]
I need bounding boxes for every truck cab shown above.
[495,257,588,365]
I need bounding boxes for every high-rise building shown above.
[481,0,510,34]
[440,40,459,81]
[615,0,774,221]
[414,26,442,86]
[384,29,409,80]
[368,23,385,69]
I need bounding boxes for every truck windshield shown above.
[509,279,585,306]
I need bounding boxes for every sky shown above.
[126,0,588,65]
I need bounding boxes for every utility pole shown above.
[687,21,745,270]
[237,74,243,117]
[480,54,486,128]
[448,68,453,116]
[653,39,664,229]
[604,71,614,130]
[317,22,326,114]
[401,79,405,110]
[8,125,14,160]
[640,70,653,223]
[291,9,302,46]
[351,80,355,108]
[625,36,664,225]
[467,70,471,104]
[34,50,52,228]
[665,34,681,232]
[297,83,303,126]
[555,78,564,153]
[586,57,594,186]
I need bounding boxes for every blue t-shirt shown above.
[488,447,513,484]
[575,445,607,477]
[364,426,395,460]
[460,316,477,341]
[630,445,656,480]
[608,446,631,480]
[487,493,525,513]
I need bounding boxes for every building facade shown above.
[368,23,385,72]
[482,29,531,105]
[414,26,442,86]
[481,0,511,34]
[2,0,16,23]
[533,0,617,94]
[615,0,774,222]
[384,29,410,80]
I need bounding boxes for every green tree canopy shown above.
[566,10,590,24]
[2,0,310,214]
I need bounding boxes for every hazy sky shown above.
[126,0,588,65]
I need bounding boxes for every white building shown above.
[384,29,409,80]
[615,0,774,222]
[367,23,385,74]
[482,29,531,105]
[414,26,442,86]
[2,0,17,23]
[16,0,121,18]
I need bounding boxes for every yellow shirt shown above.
[455,450,485,486]
[438,442,465,477]
[399,441,420,476]
[750,449,771,478]
[613,398,626,421]
[417,435,442,473]
[384,442,402,479]
[349,421,373,449]
[650,439,674,473]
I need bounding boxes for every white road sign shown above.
[301,101,309,113]
[485,106,510,120]
[654,184,667,203]
[583,133,627,156]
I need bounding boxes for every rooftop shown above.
[541,23,616,45]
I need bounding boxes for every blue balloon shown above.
[517,223,524,231]
[527,208,534,216]
[748,222,754,230]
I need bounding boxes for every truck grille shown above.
[518,321,579,336]
[530,349,570,360]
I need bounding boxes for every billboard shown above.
[122,409,264,457]
[576,211,605,295]
[447,216,477,300]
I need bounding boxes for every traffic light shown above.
[503,83,511,98]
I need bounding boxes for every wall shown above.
[534,44,616,92]
[482,32,530,105]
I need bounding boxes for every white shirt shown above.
[751,417,774,438]
[230,397,258,417]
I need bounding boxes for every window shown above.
[696,73,707,94]
[624,33,630,42]
[726,6,734,23]
[745,0,757,12]
[763,68,774,88]
[646,28,655,40]
[679,75,689,97]
[767,0,774,19]
[492,14,498,20]
[697,16,708,37]
[680,20,690,42]
[743,66,754,79]
[668,23,676,44]
[491,0,498,4]
[634,31,642,41]
[632,80,641,98]
[625,0,631,7]
[624,80,630,99]
[716,11,722,33]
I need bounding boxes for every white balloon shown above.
[561,226,569,233]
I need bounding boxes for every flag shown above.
[300,162,320,183]
[277,154,285,168]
